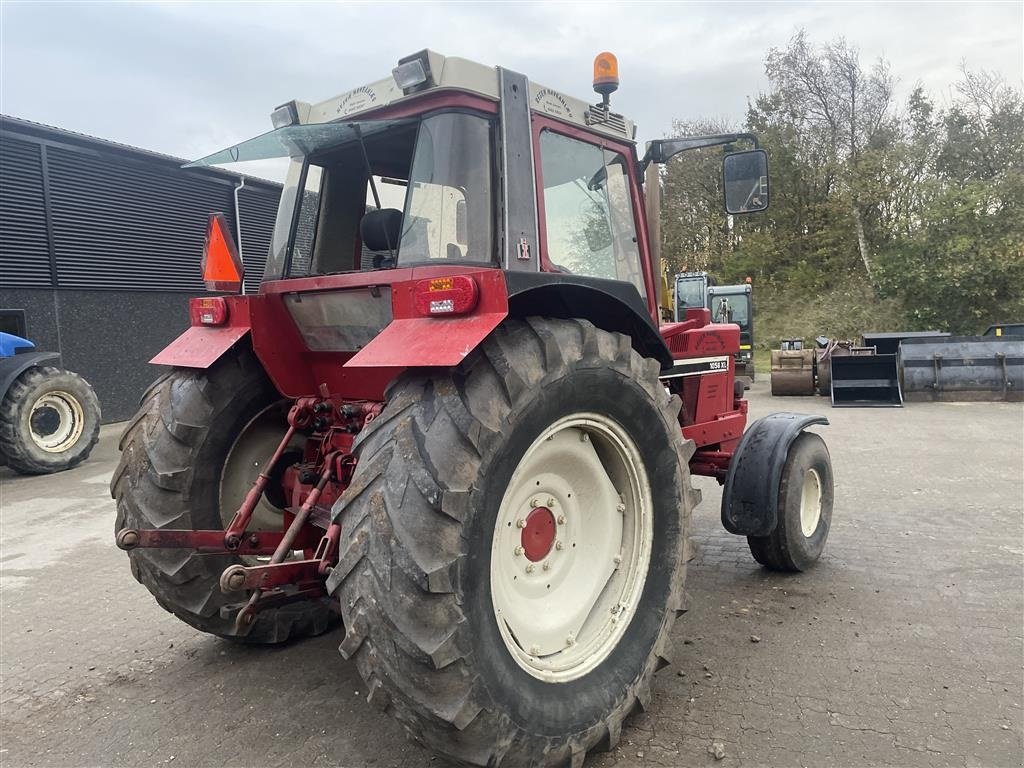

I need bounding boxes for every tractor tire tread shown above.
[111,348,335,643]
[330,317,695,767]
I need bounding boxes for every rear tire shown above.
[0,365,100,475]
[329,318,696,767]
[111,347,335,643]
[747,432,833,571]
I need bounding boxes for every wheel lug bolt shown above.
[514,546,523,556]
[526,564,535,573]
[543,562,551,571]
[555,541,564,551]
[616,502,626,514]
[530,498,539,508]
[547,497,556,507]
[557,515,566,525]
[516,519,526,528]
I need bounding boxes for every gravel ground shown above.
[1,383,1021,767]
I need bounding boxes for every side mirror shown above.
[722,149,769,214]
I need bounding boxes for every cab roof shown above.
[296,50,635,142]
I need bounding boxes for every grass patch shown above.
[753,281,905,352]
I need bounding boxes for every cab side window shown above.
[538,131,644,295]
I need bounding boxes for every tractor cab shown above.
[186,51,765,325]
[709,282,755,376]
[673,272,712,319]
[188,51,651,293]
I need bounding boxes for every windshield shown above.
[398,113,493,265]
[261,112,493,280]
[676,278,706,310]
[710,294,750,328]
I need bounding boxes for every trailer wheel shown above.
[0,365,100,475]
[111,347,335,643]
[747,432,833,571]
[330,318,695,767]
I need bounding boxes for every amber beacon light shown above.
[593,52,619,105]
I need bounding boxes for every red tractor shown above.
[113,51,833,767]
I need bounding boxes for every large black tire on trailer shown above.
[0,365,101,475]
[747,431,833,572]
[111,347,335,643]
[329,318,697,767]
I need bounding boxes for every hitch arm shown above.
[231,454,339,633]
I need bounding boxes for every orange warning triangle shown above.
[203,213,243,291]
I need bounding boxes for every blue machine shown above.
[0,332,100,474]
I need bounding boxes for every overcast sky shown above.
[2,1,1021,181]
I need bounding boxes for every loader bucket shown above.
[861,331,950,356]
[770,349,815,396]
[830,353,903,407]
[900,335,1024,402]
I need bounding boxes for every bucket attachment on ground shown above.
[771,339,815,396]
[900,335,1023,402]
[814,339,872,397]
[861,331,950,356]
[830,353,903,407]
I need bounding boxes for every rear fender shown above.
[0,351,61,398]
[344,269,508,369]
[150,296,251,369]
[721,412,829,536]
[346,271,674,371]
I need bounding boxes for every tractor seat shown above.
[360,208,402,269]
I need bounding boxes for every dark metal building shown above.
[0,115,282,422]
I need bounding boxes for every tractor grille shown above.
[665,331,694,355]
[283,288,393,352]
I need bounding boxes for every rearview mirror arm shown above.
[638,133,760,177]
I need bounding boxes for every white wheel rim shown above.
[490,413,653,683]
[30,391,85,453]
[219,403,304,564]
[799,467,823,537]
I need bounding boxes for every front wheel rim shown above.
[799,467,823,537]
[490,413,653,683]
[30,391,85,453]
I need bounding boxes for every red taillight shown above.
[413,275,479,316]
[189,297,229,326]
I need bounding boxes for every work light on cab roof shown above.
[593,51,620,105]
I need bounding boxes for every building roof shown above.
[0,114,282,190]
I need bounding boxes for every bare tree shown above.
[765,30,894,279]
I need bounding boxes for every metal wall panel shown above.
[0,137,53,287]
[1,120,282,294]
[46,146,236,291]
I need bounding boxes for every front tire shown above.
[747,432,833,571]
[329,318,696,767]
[0,366,100,475]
